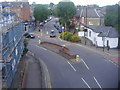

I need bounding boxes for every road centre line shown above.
[93,76,102,90]
[81,78,91,90]
[35,45,47,50]
[67,61,76,71]
[81,59,90,70]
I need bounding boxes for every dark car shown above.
[54,23,59,29]
[24,33,35,39]
[50,30,56,37]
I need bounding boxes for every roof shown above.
[87,25,119,38]
[82,7,104,18]
[75,6,104,18]
[75,7,82,18]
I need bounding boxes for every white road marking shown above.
[62,45,66,47]
[46,31,49,34]
[35,45,47,50]
[81,59,90,70]
[81,78,91,90]
[93,76,102,90]
[67,61,76,71]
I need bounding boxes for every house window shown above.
[82,17,84,23]
[89,21,93,25]
[89,31,91,37]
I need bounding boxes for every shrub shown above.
[71,35,81,42]
[60,32,67,39]
[66,32,73,41]
[60,32,81,42]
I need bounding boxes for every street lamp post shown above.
[102,37,105,51]
[84,29,87,45]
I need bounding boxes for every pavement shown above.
[11,52,43,88]
[24,52,42,88]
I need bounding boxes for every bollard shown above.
[38,40,41,44]
[76,55,80,61]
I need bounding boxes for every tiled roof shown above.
[88,25,119,38]
[75,6,104,18]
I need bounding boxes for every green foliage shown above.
[57,2,76,19]
[71,35,81,42]
[49,2,54,8]
[53,8,59,16]
[23,38,30,55]
[33,4,50,22]
[55,1,76,29]
[60,32,81,42]
[68,25,75,29]
[104,4,120,32]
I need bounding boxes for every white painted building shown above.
[78,26,119,48]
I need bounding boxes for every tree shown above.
[104,4,119,32]
[104,4,120,49]
[33,4,50,24]
[56,1,76,30]
[49,2,54,8]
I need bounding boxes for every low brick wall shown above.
[40,42,76,59]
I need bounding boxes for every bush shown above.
[60,32,81,42]
[60,32,67,39]
[66,32,73,41]
[71,35,81,42]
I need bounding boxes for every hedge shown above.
[60,32,81,42]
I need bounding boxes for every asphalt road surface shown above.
[27,17,119,88]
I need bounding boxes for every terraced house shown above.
[0,1,35,88]
[73,6,104,30]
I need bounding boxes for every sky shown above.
[0,0,120,7]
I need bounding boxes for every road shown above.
[27,17,119,88]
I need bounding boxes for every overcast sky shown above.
[0,0,120,6]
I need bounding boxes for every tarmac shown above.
[10,29,120,89]
[80,37,120,65]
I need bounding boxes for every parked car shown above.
[24,33,35,39]
[50,30,56,37]
[40,22,45,26]
[54,23,59,29]
[53,24,64,33]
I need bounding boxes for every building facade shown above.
[78,25,119,48]
[73,6,104,30]
[0,1,35,88]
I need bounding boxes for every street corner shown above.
[106,56,120,66]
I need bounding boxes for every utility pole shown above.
[0,2,3,89]
[86,6,87,26]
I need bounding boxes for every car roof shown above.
[51,30,54,32]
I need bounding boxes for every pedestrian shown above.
[38,29,40,32]
[107,45,110,52]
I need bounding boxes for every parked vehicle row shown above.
[53,23,64,33]
[40,18,52,27]
[23,32,35,39]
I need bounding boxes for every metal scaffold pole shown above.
[0,2,3,89]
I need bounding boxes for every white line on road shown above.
[67,61,76,71]
[35,45,47,50]
[81,78,91,90]
[81,59,90,70]
[93,76,102,90]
